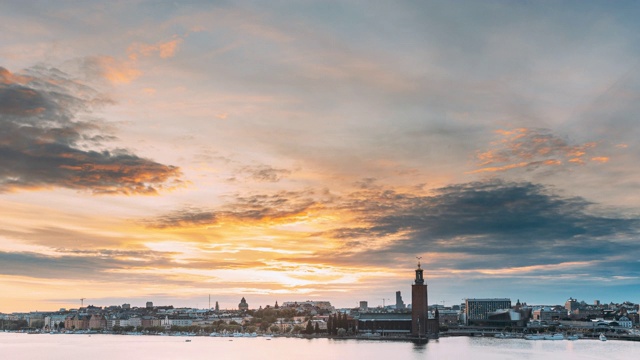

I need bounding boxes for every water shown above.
[1,333,637,360]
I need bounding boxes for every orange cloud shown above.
[472,128,605,174]
[82,56,141,84]
[591,157,609,163]
[0,67,31,85]
[468,162,529,174]
[128,37,183,60]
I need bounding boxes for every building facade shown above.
[464,298,512,325]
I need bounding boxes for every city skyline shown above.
[1,1,640,313]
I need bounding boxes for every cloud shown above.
[72,36,183,84]
[141,207,218,229]
[238,164,292,182]
[142,191,317,229]
[308,180,639,275]
[77,56,141,84]
[470,128,606,174]
[127,37,183,60]
[0,65,181,194]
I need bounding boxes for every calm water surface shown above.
[1,333,637,360]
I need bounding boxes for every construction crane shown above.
[381,298,390,307]
[80,298,86,307]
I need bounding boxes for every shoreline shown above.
[6,330,640,343]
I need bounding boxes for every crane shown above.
[381,298,390,307]
[80,298,86,307]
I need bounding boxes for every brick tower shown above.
[411,257,428,337]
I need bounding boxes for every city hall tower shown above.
[411,257,428,337]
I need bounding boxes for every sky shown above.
[1,0,640,313]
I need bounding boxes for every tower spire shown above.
[414,256,424,284]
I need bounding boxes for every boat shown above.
[544,333,564,340]
[524,333,545,340]
[185,339,191,342]
[566,334,579,340]
[599,333,607,341]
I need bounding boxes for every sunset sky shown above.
[1,1,640,313]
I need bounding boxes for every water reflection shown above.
[0,333,637,360]
[411,341,427,353]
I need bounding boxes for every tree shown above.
[306,321,314,334]
[314,322,320,334]
[269,324,280,334]
[291,325,304,334]
[32,320,45,329]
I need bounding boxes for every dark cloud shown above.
[0,226,127,248]
[0,65,181,194]
[312,180,640,273]
[0,250,168,280]
[141,207,218,229]
[143,191,316,228]
[0,248,264,283]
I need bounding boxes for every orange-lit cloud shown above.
[128,37,183,60]
[77,36,183,84]
[471,128,608,174]
[80,56,141,84]
[0,67,31,85]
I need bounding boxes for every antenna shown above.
[80,298,86,307]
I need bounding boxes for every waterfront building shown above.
[616,316,632,328]
[170,318,193,327]
[141,316,160,328]
[532,307,564,322]
[358,313,412,334]
[128,316,142,329]
[437,309,461,326]
[464,298,511,325]
[44,314,67,330]
[88,314,107,330]
[65,314,89,330]
[485,309,524,327]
